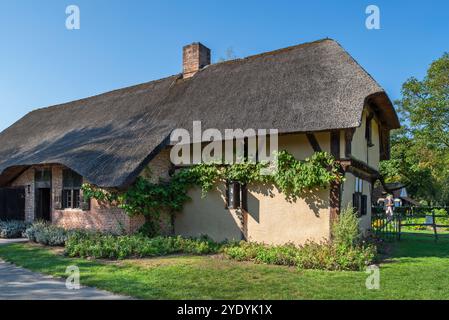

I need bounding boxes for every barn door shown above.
[0,188,26,221]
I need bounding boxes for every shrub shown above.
[332,205,362,248]
[411,225,427,231]
[224,242,298,266]
[0,220,28,239]
[223,240,375,271]
[138,221,160,238]
[25,221,70,246]
[296,241,376,271]
[433,208,448,217]
[224,208,376,271]
[65,232,225,259]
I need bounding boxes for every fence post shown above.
[432,209,438,242]
[398,212,402,241]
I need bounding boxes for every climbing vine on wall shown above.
[82,151,342,233]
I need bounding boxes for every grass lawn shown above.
[401,227,449,235]
[0,234,448,300]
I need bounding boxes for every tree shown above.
[381,53,449,205]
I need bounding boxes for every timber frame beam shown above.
[306,133,322,152]
[329,130,341,224]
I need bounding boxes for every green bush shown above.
[433,209,449,226]
[296,242,376,271]
[0,220,28,239]
[25,222,70,246]
[224,242,298,266]
[432,208,448,217]
[224,241,376,271]
[224,206,376,271]
[60,204,376,271]
[138,221,160,238]
[332,205,361,248]
[411,225,427,231]
[65,232,225,259]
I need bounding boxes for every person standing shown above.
[385,194,394,217]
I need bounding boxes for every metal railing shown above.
[371,206,449,241]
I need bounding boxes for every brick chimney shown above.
[183,42,211,78]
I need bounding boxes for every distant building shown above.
[373,183,421,207]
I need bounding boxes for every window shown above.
[226,181,241,209]
[355,177,363,193]
[225,181,248,211]
[353,192,368,216]
[353,177,367,216]
[62,169,83,209]
[35,168,51,188]
[35,169,51,182]
[361,194,368,216]
[62,189,72,209]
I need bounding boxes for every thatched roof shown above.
[373,183,421,207]
[0,39,399,188]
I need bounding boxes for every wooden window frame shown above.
[355,177,363,193]
[62,169,83,210]
[365,114,374,148]
[353,192,368,216]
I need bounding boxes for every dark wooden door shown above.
[36,188,51,221]
[0,188,25,221]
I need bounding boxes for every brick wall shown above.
[52,199,145,234]
[51,165,145,234]
[7,148,174,234]
[50,149,174,234]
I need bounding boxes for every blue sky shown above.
[0,0,447,131]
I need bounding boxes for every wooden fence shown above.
[371,206,449,241]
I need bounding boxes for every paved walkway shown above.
[0,239,130,300]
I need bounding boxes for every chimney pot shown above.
[183,42,211,78]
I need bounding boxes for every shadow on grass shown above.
[0,244,109,273]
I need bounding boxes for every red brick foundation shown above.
[52,199,146,234]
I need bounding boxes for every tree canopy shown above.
[380,53,449,205]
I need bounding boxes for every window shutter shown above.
[361,195,368,216]
[226,181,241,209]
[241,183,248,211]
[353,192,361,216]
[61,190,67,209]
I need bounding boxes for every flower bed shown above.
[65,232,224,259]
[224,241,376,271]
[24,204,377,271]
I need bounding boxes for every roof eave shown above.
[366,92,401,130]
